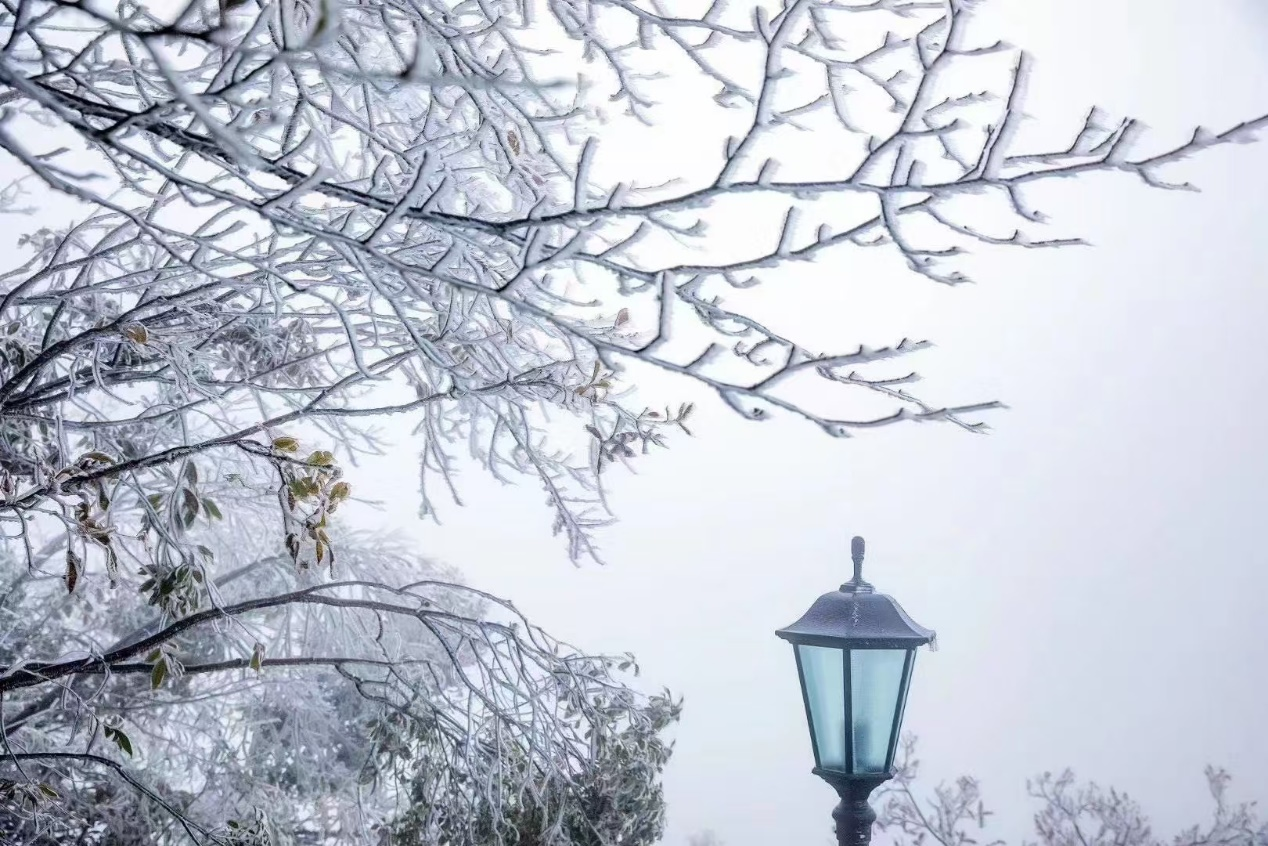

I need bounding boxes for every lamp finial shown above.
[844,536,872,592]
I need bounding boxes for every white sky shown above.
[350,1,1268,844]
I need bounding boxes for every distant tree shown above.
[691,740,1265,846]
[875,738,1267,846]
[1,0,1264,842]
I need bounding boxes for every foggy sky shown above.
[351,2,1268,845]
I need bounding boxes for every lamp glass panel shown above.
[849,649,910,773]
[797,644,846,771]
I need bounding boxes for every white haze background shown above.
[359,2,1267,844]
[3,1,1267,845]
[348,1,1268,844]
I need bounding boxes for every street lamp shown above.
[776,537,936,846]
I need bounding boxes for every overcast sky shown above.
[348,1,1268,845]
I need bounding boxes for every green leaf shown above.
[249,643,264,672]
[104,725,134,757]
[37,784,58,799]
[151,660,167,691]
[183,462,198,486]
[288,478,316,500]
[182,488,200,518]
[328,481,351,502]
[272,436,299,452]
[305,450,335,467]
[201,498,222,520]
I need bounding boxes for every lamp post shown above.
[776,537,936,846]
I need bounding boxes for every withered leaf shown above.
[65,550,80,594]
